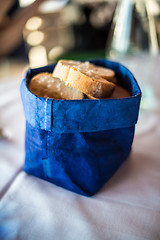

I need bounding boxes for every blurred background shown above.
[0,0,160,109]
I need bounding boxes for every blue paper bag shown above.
[20,59,141,196]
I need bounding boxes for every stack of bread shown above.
[28,60,130,100]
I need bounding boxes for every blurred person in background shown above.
[0,0,45,57]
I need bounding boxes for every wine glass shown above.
[106,0,160,111]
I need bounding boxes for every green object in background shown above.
[56,50,106,62]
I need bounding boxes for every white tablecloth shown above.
[0,77,160,240]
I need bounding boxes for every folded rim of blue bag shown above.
[20,59,141,133]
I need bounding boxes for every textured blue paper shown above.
[20,59,141,196]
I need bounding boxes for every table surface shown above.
[0,58,160,240]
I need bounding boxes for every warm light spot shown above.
[26,31,44,46]
[25,17,43,31]
[48,46,64,60]
[29,46,48,68]
[19,0,36,7]
[147,0,160,16]
[39,0,68,13]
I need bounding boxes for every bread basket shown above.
[20,59,141,196]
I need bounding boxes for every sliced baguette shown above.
[53,60,117,84]
[53,60,115,98]
[28,72,84,100]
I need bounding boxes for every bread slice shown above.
[53,60,115,98]
[28,72,84,100]
[67,67,116,98]
[89,65,115,80]
[76,61,117,83]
